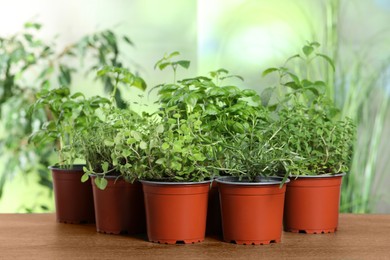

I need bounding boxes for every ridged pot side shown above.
[283,174,344,234]
[50,165,95,224]
[91,176,146,235]
[141,180,211,244]
[216,176,288,245]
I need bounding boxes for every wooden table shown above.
[0,214,389,259]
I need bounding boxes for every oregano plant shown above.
[262,42,356,176]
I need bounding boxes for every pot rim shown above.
[288,173,346,179]
[48,164,86,171]
[89,174,124,180]
[139,179,213,185]
[215,176,289,186]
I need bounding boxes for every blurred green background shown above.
[0,0,389,213]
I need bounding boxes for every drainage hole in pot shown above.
[119,230,129,235]
[270,240,277,244]
[298,230,307,234]
[230,240,237,244]
[176,241,185,244]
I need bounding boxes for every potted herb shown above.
[128,109,214,244]
[263,42,356,234]
[108,53,217,243]
[153,53,260,236]
[80,66,147,234]
[214,105,291,245]
[29,87,110,224]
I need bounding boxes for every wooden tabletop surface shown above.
[0,213,389,259]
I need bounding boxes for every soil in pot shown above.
[216,176,288,245]
[283,174,344,234]
[141,180,211,244]
[91,176,146,235]
[50,165,95,224]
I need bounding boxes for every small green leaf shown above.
[260,87,275,106]
[104,140,114,147]
[140,141,147,150]
[102,162,109,173]
[155,158,165,165]
[303,45,314,57]
[131,131,142,141]
[24,22,42,30]
[123,36,134,46]
[177,60,190,69]
[316,53,336,71]
[156,124,164,134]
[81,173,89,182]
[95,177,108,190]
[262,67,278,77]
[205,104,219,115]
[162,142,170,150]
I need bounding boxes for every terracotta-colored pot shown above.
[283,174,345,234]
[141,180,211,244]
[50,165,95,224]
[91,176,146,235]
[216,176,288,245]
[206,180,222,237]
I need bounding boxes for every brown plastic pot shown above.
[91,175,146,235]
[216,176,288,245]
[206,180,222,237]
[50,165,95,224]
[141,180,211,244]
[283,174,345,234]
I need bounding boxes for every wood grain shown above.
[0,213,389,259]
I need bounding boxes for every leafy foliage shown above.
[0,21,141,199]
[263,42,356,176]
[29,87,110,167]
[77,66,147,189]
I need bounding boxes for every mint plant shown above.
[29,87,110,167]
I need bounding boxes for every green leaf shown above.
[316,53,335,71]
[104,140,114,147]
[155,158,165,165]
[260,87,275,106]
[156,124,164,134]
[123,36,134,46]
[133,77,147,91]
[242,89,257,97]
[131,131,142,141]
[95,177,108,190]
[303,45,314,57]
[184,94,198,111]
[167,51,180,58]
[286,72,300,85]
[173,141,182,152]
[262,67,278,77]
[24,22,42,30]
[205,104,219,115]
[24,34,33,42]
[193,153,206,161]
[81,173,89,183]
[158,62,170,70]
[162,142,170,150]
[140,141,147,150]
[177,60,190,69]
[285,81,300,90]
[71,92,85,99]
[102,162,109,173]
